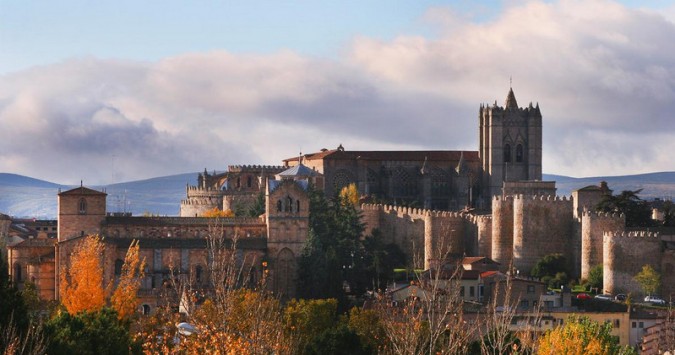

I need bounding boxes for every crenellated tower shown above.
[479,88,542,199]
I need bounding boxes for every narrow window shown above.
[114,259,124,276]
[277,200,282,212]
[236,177,241,188]
[286,196,293,212]
[78,198,87,214]
[516,144,524,162]
[142,304,151,315]
[247,176,252,188]
[527,285,535,293]
[469,286,475,297]
[504,144,512,163]
[460,286,465,297]
[296,200,301,213]
[195,265,203,284]
[13,263,22,283]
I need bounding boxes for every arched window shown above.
[247,176,252,188]
[114,259,124,276]
[277,200,283,212]
[236,177,241,188]
[286,196,293,213]
[276,248,296,299]
[142,304,151,315]
[516,144,524,163]
[504,144,512,163]
[78,198,87,214]
[296,200,301,213]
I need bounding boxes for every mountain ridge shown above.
[1,171,673,219]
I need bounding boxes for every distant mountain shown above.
[0,172,198,218]
[1,171,673,219]
[544,172,675,199]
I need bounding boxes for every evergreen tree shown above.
[596,189,653,227]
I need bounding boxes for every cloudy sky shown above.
[1,0,674,185]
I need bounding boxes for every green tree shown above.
[537,316,636,354]
[303,324,372,355]
[596,189,653,227]
[586,264,603,292]
[347,307,386,352]
[297,186,365,302]
[248,191,266,217]
[284,298,339,352]
[634,264,661,296]
[0,259,31,353]
[661,200,675,227]
[530,253,568,280]
[44,307,141,355]
[361,229,406,291]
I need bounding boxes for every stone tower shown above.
[479,88,542,198]
[57,185,107,242]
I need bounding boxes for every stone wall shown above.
[603,231,661,296]
[512,195,573,276]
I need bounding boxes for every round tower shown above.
[491,196,514,269]
[580,211,624,279]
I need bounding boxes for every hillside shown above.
[1,171,673,219]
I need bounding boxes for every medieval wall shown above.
[603,231,661,296]
[180,186,224,217]
[512,195,573,276]
[580,211,625,280]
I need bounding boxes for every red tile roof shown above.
[284,149,480,163]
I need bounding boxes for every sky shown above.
[1,0,674,185]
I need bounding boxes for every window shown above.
[236,177,241,188]
[277,200,283,212]
[520,300,529,308]
[527,285,535,293]
[469,286,475,297]
[632,322,637,328]
[296,200,301,213]
[142,304,151,315]
[78,198,87,214]
[504,144,512,163]
[516,144,524,162]
[247,176,252,188]
[13,263,22,283]
[286,196,293,213]
[614,319,620,328]
[460,286,465,297]
[639,322,644,328]
[195,266,203,284]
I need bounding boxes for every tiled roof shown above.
[59,186,107,196]
[284,150,479,163]
[278,164,320,177]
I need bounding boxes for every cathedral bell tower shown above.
[479,88,542,198]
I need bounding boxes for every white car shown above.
[644,295,667,305]
[594,294,613,301]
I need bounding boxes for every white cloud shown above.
[0,0,673,184]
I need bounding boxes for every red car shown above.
[576,293,592,300]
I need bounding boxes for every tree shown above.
[248,191,266,217]
[283,298,338,351]
[586,264,603,292]
[201,207,234,217]
[634,264,661,296]
[339,183,360,207]
[110,240,146,320]
[361,229,406,291]
[60,235,108,314]
[596,189,653,227]
[44,308,140,355]
[303,324,371,355]
[347,307,386,352]
[530,253,569,282]
[537,315,636,355]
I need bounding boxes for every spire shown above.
[505,87,518,109]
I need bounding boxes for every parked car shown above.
[614,294,627,301]
[576,293,592,300]
[594,294,613,301]
[644,295,667,305]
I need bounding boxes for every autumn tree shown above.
[110,240,146,320]
[60,235,107,314]
[340,183,360,207]
[537,316,636,355]
[634,264,661,296]
[201,207,234,218]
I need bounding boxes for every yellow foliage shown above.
[111,239,146,320]
[340,183,359,206]
[536,316,633,355]
[60,235,107,314]
[201,207,235,218]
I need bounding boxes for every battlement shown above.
[227,165,285,172]
[492,195,514,202]
[603,230,660,239]
[513,194,571,202]
[581,210,625,220]
[360,203,468,220]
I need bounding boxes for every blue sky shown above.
[1,0,675,184]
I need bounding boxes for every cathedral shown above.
[6,88,672,313]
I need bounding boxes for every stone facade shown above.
[581,211,625,279]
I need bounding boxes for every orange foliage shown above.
[60,235,107,314]
[340,183,359,206]
[111,239,146,320]
[201,207,235,218]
